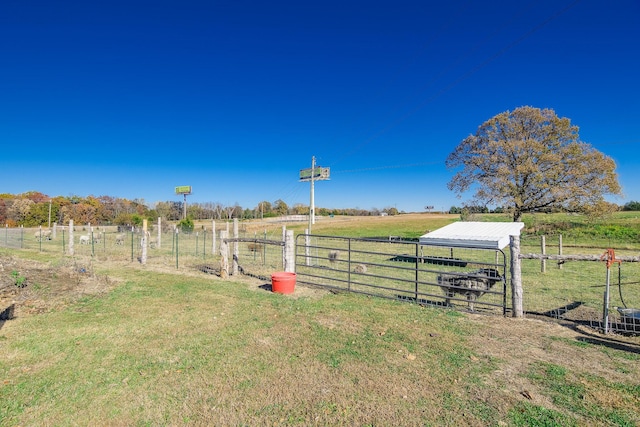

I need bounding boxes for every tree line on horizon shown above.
[0,192,406,228]
[1,191,639,229]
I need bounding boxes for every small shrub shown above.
[11,270,27,288]
[178,217,194,233]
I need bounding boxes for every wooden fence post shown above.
[232,218,239,275]
[69,220,74,256]
[157,217,162,249]
[284,229,295,273]
[211,220,216,256]
[305,229,311,266]
[541,235,546,273]
[558,234,563,270]
[141,219,148,265]
[510,235,523,318]
[282,225,286,269]
[219,230,229,279]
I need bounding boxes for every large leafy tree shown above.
[273,199,289,216]
[446,106,621,221]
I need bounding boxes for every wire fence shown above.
[520,235,640,333]
[2,227,639,333]
[0,225,286,276]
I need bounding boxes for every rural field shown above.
[1,213,639,426]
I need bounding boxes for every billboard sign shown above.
[299,167,330,182]
[175,186,192,195]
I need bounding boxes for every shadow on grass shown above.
[573,328,640,354]
[0,303,15,330]
[258,283,273,292]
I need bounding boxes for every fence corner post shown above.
[284,229,295,273]
[510,235,523,318]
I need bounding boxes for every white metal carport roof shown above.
[419,221,525,250]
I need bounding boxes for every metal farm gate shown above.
[295,234,509,315]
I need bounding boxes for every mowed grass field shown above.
[1,213,639,426]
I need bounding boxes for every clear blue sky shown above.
[1,0,638,213]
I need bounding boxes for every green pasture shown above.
[1,212,640,425]
[10,212,640,318]
[1,249,639,426]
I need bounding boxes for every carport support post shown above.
[284,230,295,272]
[510,235,523,318]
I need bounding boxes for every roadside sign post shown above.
[299,157,330,234]
[175,186,192,220]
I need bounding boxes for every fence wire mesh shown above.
[2,227,639,334]
[520,235,640,334]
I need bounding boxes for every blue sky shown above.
[1,0,638,213]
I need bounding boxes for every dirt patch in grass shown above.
[465,313,640,418]
[0,254,117,320]
[0,253,325,322]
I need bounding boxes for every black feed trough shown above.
[389,254,467,267]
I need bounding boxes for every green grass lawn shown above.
[1,212,639,425]
[1,262,638,426]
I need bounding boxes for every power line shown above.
[333,161,442,174]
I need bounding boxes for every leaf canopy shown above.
[446,106,621,221]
